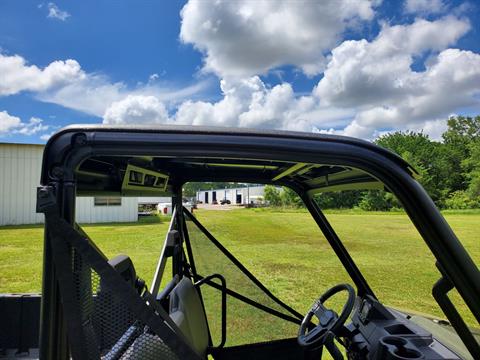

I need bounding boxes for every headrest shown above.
[108,254,137,287]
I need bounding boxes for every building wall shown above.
[0,143,138,226]
[137,196,171,204]
[196,185,266,205]
[0,143,44,225]
[76,197,138,224]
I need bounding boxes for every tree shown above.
[443,116,480,143]
[375,131,448,204]
[264,186,303,207]
[280,187,303,207]
[444,191,479,210]
[442,116,480,193]
[463,139,480,198]
[358,190,392,211]
[264,185,282,206]
[314,191,362,209]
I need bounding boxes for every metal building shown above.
[196,185,266,205]
[0,143,138,226]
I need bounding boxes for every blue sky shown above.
[0,0,479,143]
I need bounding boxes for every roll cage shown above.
[36,125,479,359]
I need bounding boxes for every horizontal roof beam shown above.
[272,162,307,181]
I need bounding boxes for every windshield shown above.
[316,189,479,329]
[181,182,353,346]
[187,182,479,340]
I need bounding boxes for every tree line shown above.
[265,115,480,210]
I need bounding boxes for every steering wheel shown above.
[298,284,356,358]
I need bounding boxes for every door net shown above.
[183,210,302,346]
[70,250,180,360]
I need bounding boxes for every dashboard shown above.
[345,296,463,359]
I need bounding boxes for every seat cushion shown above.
[169,277,209,357]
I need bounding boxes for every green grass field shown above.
[0,208,478,346]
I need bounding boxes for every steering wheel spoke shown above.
[313,304,337,327]
[303,325,326,344]
[312,301,328,319]
[298,283,356,357]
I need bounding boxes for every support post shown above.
[38,181,76,360]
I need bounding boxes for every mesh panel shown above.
[72,250,101,359]
[185,215,299,346]
[119,333,178,360]
[70,249,179,360]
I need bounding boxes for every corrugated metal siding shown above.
[76,197,138,224]
[0,143,138,226]
[0,144,44,225]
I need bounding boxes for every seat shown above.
[169,277,210,358]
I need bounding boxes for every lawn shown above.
[0,216,171,294]
[0,208,478,346]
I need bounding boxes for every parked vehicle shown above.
[1,126,479,359]
[220,199,231,205]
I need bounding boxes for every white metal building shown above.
[0,143,44,225]
[138,197,171,205]
[0,143,139,226]
[196,185,266,205]
[75,197,138,224]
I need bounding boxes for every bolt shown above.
[52,167,64,179]
[74,133,87,146]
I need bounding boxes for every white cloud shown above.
[328,48,480,139]
[0,111,50,136]
[180,0,378,77]
[47,3,70,21]
[101,17,480,140]
[410,118,448,141]
[101,76,357,133]
[0,53,83,96]
[2,10,480,142]
[149,73,159,82]
[0,111,22,134]
[178,6,479,140]
[0,52,209,117]
[313,16,477,138]
[38,75,210,117]
[40,132,55,141]
[38,75,127,116]
[102,77,320,132]
[15,117,49,135]
[174,77,319,131]
[315,16,471,107]
[404,0,446,14]
[103,95,169,125]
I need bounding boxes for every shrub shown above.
[264,185,282,206]
[280,187,303,208]
[445,191,480,209]
[358,190,393,211]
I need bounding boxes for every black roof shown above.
[42,125,416,196]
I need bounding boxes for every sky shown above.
[0,0,479,144]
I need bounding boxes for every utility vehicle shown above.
[1,125,479,359]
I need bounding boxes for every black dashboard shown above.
[346,296,463,359]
